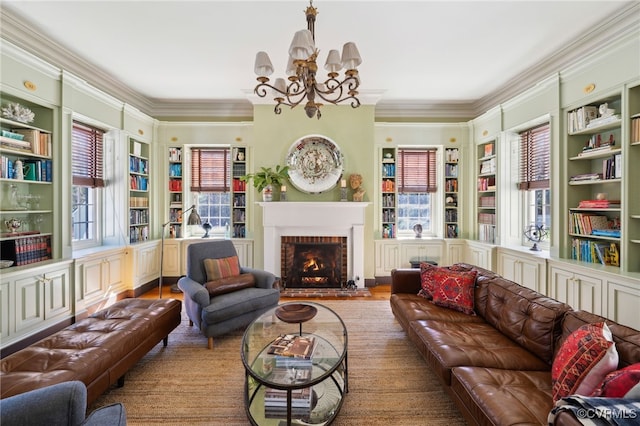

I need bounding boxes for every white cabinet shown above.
[0,278,10,342]
[496,248,547,293]
[129,240,161,289]
[232,239,254,268]
[1,260,73,350]
[464,241,495,270]
[548,261,603,315]
[400,240,443,267]
[161,239,182,277]
[605,277,640,329]
[374,240,400,276]
[74,248,126,311]
[444,240,465,265]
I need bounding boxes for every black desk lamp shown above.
[159,205,201,298]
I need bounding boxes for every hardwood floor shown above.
[144,284,391,301]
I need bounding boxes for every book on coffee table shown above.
[268,334,316,359]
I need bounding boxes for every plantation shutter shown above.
[190,147,230,192]
[397,148,437,193]
[518,123,550,190]
[72,121,104,187]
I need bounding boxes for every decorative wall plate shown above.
[286,135,343,194]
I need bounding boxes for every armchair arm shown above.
[177,276,210,307]
[241,267,276,289]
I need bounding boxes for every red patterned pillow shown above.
[591,363,640,398]
[429,269,478,315]
[551,322,619,402]
[419,263,472,300]
[204,256,241,281]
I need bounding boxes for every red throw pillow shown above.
[419,263,472,300]
[551,322,619,402]
[204,256,240,281]
[429,268,478,315]
[591,363,640,398]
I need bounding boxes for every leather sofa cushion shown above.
[480,277,572,364]
[390,293,485,331]
[1,299,182,401]
[204,273,255,296]
[451,366,553,425]
[409,319,550,385]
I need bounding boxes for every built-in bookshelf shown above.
[564,92,625,268]
[444,148,459,238]
[0,94,54,267]
[477,140,496,243]
[168,146,183,238]
[128,138,149,243]
[231,147,247,238]
[629,84,640,271]
[381,147,396,238]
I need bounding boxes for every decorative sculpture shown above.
[350,173,365,202]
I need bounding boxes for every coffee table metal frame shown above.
[241,302,348,425]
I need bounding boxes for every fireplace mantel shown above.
[258,202,370,288]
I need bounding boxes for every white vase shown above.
[262,184,273,202]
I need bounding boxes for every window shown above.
[72,121,104,247]
[396,148,438,236]
[518,123,551,241]
[190,147,231,235]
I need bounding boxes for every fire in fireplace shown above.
[281,236,347,288]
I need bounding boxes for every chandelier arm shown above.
[255,81,305,108]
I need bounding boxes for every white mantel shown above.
[258,202,370,288]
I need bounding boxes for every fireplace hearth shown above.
[281,236,347,288]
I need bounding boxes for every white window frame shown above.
[501,114,552,250]
[395,146,442,239]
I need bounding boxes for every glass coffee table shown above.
[241,302,348,425]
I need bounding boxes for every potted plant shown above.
[240,165,289,202]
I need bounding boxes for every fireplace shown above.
[281,236,347,288]
[258,202,370,289]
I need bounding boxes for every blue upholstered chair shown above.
[0,381,126,426]
[178,239,280,349]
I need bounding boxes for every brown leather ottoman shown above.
[1,298,182,405]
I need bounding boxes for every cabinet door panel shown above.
[82,259,104,300]
[106,254,125,289]
[606,280,640,329]
[572,273,602,315]
[0,280,11,340]
[498,253,519,283]
[44,268,71,319]
[548,267,573,306]
[520,261,542,293]
[15,275,44,331]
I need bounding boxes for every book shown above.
[268,334,317,359]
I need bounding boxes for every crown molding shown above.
[2,2,638,121]
[471,1,640,116]
[0,8,154,115]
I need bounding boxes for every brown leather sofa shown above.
[391,264,640,426]
[1,298,182,405]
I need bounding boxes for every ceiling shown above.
[0,1,636,119]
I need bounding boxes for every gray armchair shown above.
[0,381,126,426]
[178,239,280,349]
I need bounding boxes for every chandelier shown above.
[253,0,362,119]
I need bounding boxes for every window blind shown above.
[190,147,230,192]
[518,123,550,190]
[397,148,437,193]
[72,121,104,187]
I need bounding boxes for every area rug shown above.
[90,300,465,425]
[279,288,372,298]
